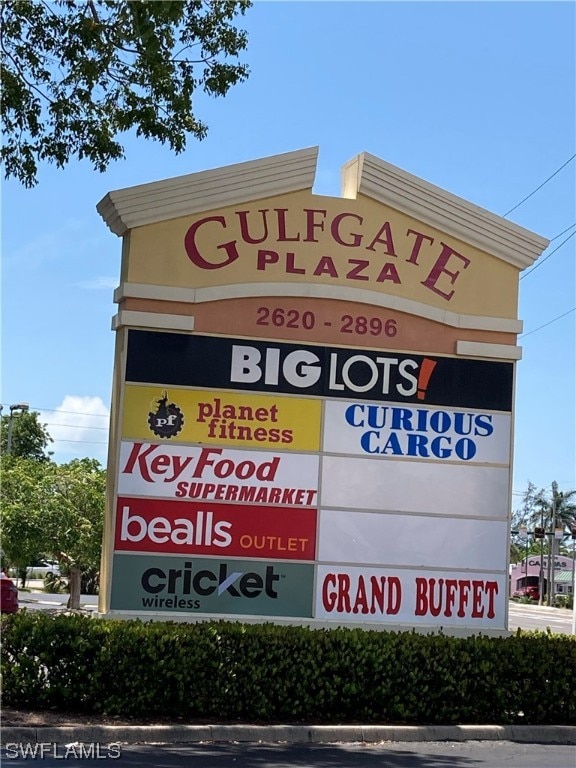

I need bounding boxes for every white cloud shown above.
[41,396,110,466]
[76,276,118,290]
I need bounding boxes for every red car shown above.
[0,574,19,614]
[513,585,540,601]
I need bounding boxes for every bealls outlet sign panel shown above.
[97,148,548,635]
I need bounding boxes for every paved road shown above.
[508,601,574,634]
[3,741,576,767]
[17,589,576,634]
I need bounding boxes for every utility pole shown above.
[6,402,29,455]
[546,488,557,607]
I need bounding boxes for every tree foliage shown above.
[1,0,252,186]
[1,455,106,607]
[512,480,576,556]
[0,409,53,460]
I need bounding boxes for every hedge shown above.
[1,612,575,724]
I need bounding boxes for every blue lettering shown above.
[406,433,429,457]
[455,437,476,460]
[429,411,451,433]
[391,408,414,431]
[345,404,365,427]
[366,405,387,429]
[360,430,381,454]
[382,432,403,455]
[430,435,452,458]
[474,414,494,437]
[453,412,474,435]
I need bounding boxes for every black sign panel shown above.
[126,330,513,411]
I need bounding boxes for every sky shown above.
[2,0,575,512]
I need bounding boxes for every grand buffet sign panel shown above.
[97,148,548,636]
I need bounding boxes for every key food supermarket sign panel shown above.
[97,148,548,635]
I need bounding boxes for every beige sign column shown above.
[97,148,548,635]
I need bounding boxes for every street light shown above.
[6,402,29,454]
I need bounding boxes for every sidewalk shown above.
[17,585,98,612]
[2,723,575,745]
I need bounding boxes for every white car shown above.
[27,561,61,578]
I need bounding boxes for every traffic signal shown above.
[534,527,545,539]
[571,525,576,540]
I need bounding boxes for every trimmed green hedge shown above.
[1,612,575,724]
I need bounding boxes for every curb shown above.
[2,724,575,745]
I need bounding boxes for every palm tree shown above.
[531,481,576,548]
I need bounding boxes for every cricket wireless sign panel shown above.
[97,148,548,635]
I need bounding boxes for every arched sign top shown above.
[98,147,548,270]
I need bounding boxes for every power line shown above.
[51,438,108,445]
[502,154,576,217]
[1,404,109,419]
[520,230,576,280]
[549,222,576,242]
[44,421,109,431]
[519,307,575,339]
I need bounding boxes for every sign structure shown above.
[97,148,548,635]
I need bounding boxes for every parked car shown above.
[513,585,540,601]
[27,560,61,578]
[0,573,19,614]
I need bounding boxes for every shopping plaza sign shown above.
[97,148,548,635]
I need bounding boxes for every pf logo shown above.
[148,390,184,439]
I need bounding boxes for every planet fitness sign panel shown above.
[122,385,322,452]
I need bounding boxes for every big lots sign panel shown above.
[124,330,514,411]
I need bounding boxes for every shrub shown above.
[1,613,575,724]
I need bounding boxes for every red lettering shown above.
[286,252,306,274]
[257,249,279,270]
[444,579,458,617]
[331,212,363,247]
[275,208,301,241]
[457,579,471,617]
[376,263,401,283]
[415,577,428,615]
[366,221,397,256]
[421,243,470,300]
[184,216,239,269]
[337,573,352,612]
[346,259,370,280]
[471,580,485,618]
[405,229,434,265]
[322,574,337,611]
[485,581,498,619]
[122,443,158,483]
[313,256,338,277]
[237,209,269,244]
[303,209,327,242]
[353,575,369,614]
